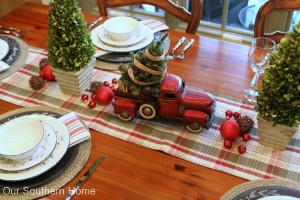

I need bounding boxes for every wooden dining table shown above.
[0,2,253,200]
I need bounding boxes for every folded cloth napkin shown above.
[59,112,90,147]
[94,19,169,57]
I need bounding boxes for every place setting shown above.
[91,17,169,69]
[220,179,300,200]
[0,107,91,200]
[0,35,28,80]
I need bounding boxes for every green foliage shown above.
[119,33,169,97]
[47,0,95,72]
[256,21,300,127]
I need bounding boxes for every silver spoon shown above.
[176,39,195,60]
[166,36,186,60]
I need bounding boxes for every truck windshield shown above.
[178,80,185,94]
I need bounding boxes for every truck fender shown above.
[113,99,137,121]
[183,110,208,133]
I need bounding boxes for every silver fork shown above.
[176,39,195,59]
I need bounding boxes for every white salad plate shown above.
[0,39,9,60]
[91,23,154,52]
[0,122,57,171]
[0,115,69,181]
[99,24,146,47]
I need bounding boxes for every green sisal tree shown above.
[256,21,300,127]
[47,0,95,72]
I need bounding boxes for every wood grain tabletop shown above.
[0,2,254,199]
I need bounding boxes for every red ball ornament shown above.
[233,112,241,120]
[88,100,97,108]
[94,86,113,105]
[238,145,247,154]
[111,78,118,85]
[224,140,233,149]
[91,93,96,100]
[39,64,55,81]
[81,94,89,102]
[220,120,240,140]
[103,81,110,87]
[225,110,233,119]
[242,133,251,142]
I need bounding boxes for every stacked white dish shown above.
[0,114,70,181]
[91,16,154,52]
[0,38,10,71]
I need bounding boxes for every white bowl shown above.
[0,118,45,160]
[103,16,139,41]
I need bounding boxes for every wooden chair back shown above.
[97,0,203,34]
[254,0,300,43]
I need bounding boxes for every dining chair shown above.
[254,0,300,43]
[97,0,203,34]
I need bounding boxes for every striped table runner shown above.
[0,48,300,183]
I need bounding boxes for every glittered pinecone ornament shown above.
[39,58,50,70]
[90,81,103,93]
[29,76,45,90]
[237,116,254,133]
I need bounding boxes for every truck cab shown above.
[113,74,215,133]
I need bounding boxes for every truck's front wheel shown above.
[139,103,156,120]
[118,111,133,121]
[186,122,203,133]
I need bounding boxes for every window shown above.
[80,0,299,45]
[164,93,176,99]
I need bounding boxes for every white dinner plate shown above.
[0,39,9,60]
[91,23,154,52]
[259,196,300,200]
[0,122,57,171]
[99,24,146,47]
[0,115,69,181]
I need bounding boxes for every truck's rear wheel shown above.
[118,111,133,121]
[186,122,203,133]
[139,103,156,119]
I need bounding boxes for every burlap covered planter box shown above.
[51,58,96,96]
[257,116,297,151]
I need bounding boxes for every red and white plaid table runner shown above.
[0,48,300,183]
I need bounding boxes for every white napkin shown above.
[94,19,169,57]
[59,112,90,147]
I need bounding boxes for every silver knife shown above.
[65,156,105,200]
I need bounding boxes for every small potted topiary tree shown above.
[255,21,300,150]
[48,0,95,96]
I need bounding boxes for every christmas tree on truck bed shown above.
[118,33,169,97]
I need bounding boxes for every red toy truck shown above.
[113,74,215,133]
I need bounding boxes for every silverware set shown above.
[0,25,25,37]
[167,37,195,60]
